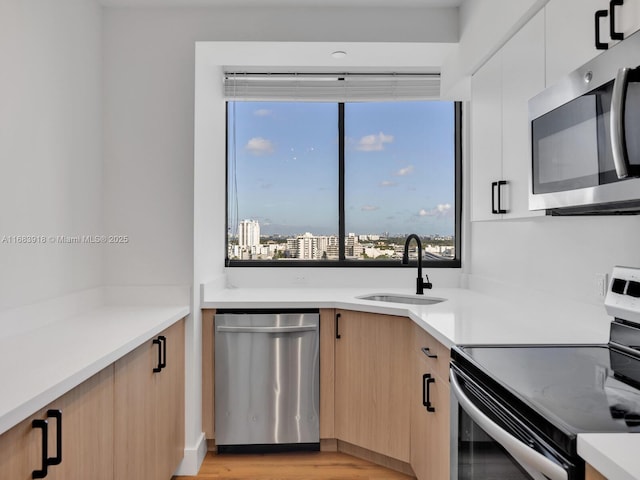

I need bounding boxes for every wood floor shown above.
[174,451,415,480]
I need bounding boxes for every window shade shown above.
[223,72,441,102]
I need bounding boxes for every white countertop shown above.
[0,304,189,435]
[201,285,611,347]
[579,434,640,480]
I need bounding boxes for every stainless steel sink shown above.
[357,293,445,305]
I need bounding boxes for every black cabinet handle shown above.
[335,313,341,339]
[46,410,62,466]
[158,335,167,369]
[32,419,48,479]
[153,337,162,373]
[610,0,624,40]
[422,373,436,413]
[491,181,498,214]
[595,9,609,49]
[421,347,438,359]
[496,180,507,214]
[491,181,508,214]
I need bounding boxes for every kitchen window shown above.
[225,73,461,267]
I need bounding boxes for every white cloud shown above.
[379,180,397,187]
[418,204,452,217]
[361,205,380,211]
[254,109,272,117]
[356,132,394,151]
[394,165,414,176]
[245,137,275,155]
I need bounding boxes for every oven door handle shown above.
[450,370,568,480]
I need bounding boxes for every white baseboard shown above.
[174,432,207,476]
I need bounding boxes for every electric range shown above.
[450,266,640,480]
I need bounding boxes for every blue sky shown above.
[227,101,455,237]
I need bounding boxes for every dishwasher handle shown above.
[450,369,568,480]
[216,325,317,334]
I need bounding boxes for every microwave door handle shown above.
[611,67,631,179]
[449,370,568,480]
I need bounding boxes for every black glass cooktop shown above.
[451,344,640,455]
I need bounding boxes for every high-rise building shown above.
[297,232,317,260]
[238,220,260,248]
[345,233,363,258]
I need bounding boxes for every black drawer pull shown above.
[158,335,167,369]
[421,347,438,359]
[153,337,162,373]
[46,410,62,466]
[335,313,341,339]
[32,419,48,479]
[422,373,436,413]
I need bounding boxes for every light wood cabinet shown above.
[0,367,114,480]
[585,463,607,479]
[114,319,185,480]
[410,323,450,480]
[319,308,336,442]
[470,10,545,221]
[0,412,40,480]
[334,310,412,463]
[156,320,185,477]
[202,309,216,442]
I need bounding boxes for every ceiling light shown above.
[331,51,347,59]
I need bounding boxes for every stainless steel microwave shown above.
[529,30,640,214]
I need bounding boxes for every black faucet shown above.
[402,234,432,295]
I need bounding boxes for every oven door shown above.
[450,367,573,480]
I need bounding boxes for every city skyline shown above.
[228,219,455,261]
[227,101,456,237]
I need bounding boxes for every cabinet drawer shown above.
[413,323,450,381]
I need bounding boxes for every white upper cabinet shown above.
[546,0,640,87]
[470,1,640,222]
[470,10,545,221]
[470,49,502,222]
[501,10,546,219]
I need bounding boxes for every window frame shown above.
[225,101,462,268]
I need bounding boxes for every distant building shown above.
[238,220,260,248]
[297,232,317,260]
[345,233,364,258]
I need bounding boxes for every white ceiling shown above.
[99,0,462,8]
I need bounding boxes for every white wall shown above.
[0,0,103,311]
[470,216,640,306]
[102,6,459,289]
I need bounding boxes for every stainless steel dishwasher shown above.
[214,310,320,452]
